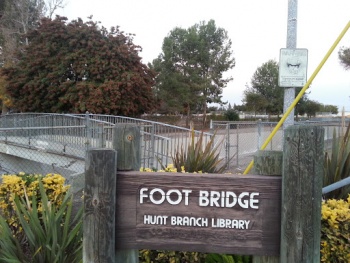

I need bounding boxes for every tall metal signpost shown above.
[282,0,298,128]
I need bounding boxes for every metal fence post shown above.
[150,123,155,168]
[85,112,92,151]
[257,119,262,150]
[226,123,230,169]
[236,123,239,167]
[98,124,104,148]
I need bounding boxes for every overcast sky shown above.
[61,0,350,112]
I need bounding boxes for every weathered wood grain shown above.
[114,124,141,263]
[253,150,283,176]
[252,150,282,263]
[280,126,324,263]
[83,149,117,263]
[115,172,281,256]
[113,124,140,171]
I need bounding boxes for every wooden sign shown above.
[115,172,281,256]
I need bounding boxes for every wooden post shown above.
[83,149,117,263]
[281,125,324,262]
[253,150,283,176]
[113,124,141,171]
[252,150,282,263]
[113,124,140,263]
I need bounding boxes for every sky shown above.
[60,0,350,113]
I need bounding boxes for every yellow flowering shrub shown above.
[321,195,350,262]
[140,164,185,173]
[0,172,70,233]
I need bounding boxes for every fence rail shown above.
[211,118,349,171]
[0,113,213,176]
[0,113,349,174]
[0,113,349,194]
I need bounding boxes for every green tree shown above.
[149,45,195,116]
[320,104,339,114]
[303,99,322,118]
[151,20,235,125]
[243,60,283,117]
[242,90,268,116]
[224,108,239,121]
[339,46,350,70]
[0,16,157,116]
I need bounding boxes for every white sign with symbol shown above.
[279,48,308,87]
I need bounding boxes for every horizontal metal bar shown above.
[0,140,85,160]
[322,176,350,194]
[0,125,86,131]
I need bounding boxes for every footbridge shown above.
[0,113,213,190]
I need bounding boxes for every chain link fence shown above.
[211,119,349,173]
[0,113,348,191]
[0,113,214,192]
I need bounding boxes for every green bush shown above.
[139,249,205,263]
[321,196,350,262]
[324,123,350,199]
[224,109,239,121]
[139,249,252,263]
[168,129,226,173]
[0,173,70,235]
[0,177,83,263]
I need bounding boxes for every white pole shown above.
[283,0,298,128]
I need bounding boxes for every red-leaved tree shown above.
[1,16,157,116]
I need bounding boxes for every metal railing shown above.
[322,176,350,195]
[211,118,349,172]
[0,113,348,174]
[0,113,214,175]
[0,113,349,195]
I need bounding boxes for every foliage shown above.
[0,73,13,110]
[242,91,268,115]
[0,0,65,113]
[0,0,46,112]
[0,181,83,263]
[150,56,194,116]
[169,130,226,173]
[0,16,157,116]
[297,98,322,118]
[319,104,338,115]
[224,109,239,121]
[206,254,251,263]
[339,45,350,70]
[243,60,283,116]
[151,20,235,123]
[139,249,252,263]
[0,172,70,234]
[139,249,205,263]
[320,196,350,262]
[323,123,350,199]
[243,60,330,119]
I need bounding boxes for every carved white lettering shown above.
[170,216,208,227]
[139,188,193,205]
[199,191,259,209]
[212,218,251,229]
[143,215,168,225]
